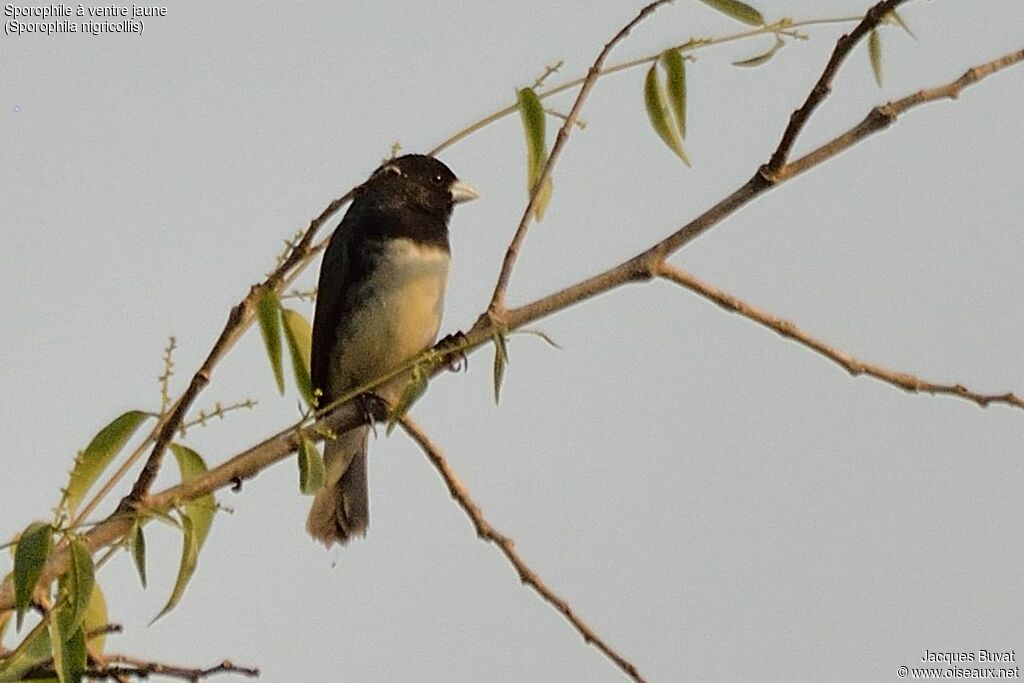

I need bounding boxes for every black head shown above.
[359,154,478,220]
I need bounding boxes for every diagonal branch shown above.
[658,263,1024,410]
[3,43,1020,619]
[398,415,647,683]
[764,0,911,175]
[487,0,677,314]
[120,191,354,507]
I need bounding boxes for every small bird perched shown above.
[306,154,478,546]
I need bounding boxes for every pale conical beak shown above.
[449,180,480,204]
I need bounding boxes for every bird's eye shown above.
[431,173,445,186]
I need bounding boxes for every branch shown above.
[398,416,647,683]
[428,15,865,156]
[3,42,1020,618]
[658,263,1024,410]
[779,46,1024,180]
[121,190,354,507]
[27,656,258,681]
[486,0,676,314]
[764,0,911,174]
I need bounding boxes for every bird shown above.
[306,154,478,546]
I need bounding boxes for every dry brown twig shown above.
[658,263,1024,409]
[398,415,646,682]
[26,655,258,681]
[3,13,1020,627]
[486,0,677,315]
[3,1,1023,681]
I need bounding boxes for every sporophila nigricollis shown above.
[307,154,478,546]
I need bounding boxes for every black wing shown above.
[310,216,355,405]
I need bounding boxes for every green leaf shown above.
[0,621,53,682]
[660,49,687,139]
[57,538,94,637]
[516,87,553,221]
[61,624,86,683]
[868,29,883,86]
[533,176,553,222]
[882,9,916,40]
[387,366,428,434]
[256,287,285,394]
[281,308,315,407]
[65,411,149,516]
[492,331,509,405]
[81,582,108,654]
[150,514,198,625]
[128,523,147,588]
[644,62,691,166]
[732,35,786,68]
[0,597,9,643]
[298,433,325,495]
[14,522,52,630]
[168,444,215,551]
[698,0,764,26]
[151,445,215,623]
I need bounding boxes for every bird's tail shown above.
[306,426,370,546]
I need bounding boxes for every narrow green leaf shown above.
[48,611,67,683]
[516,87,553,221]
[128,523,147,588]
[660,49,687,139]
[0,622,53,682]
[644,62,691,166]
[151,444,216,622]
[65,411,149,516]
[141,508,180,529]
[58,538,94,636]
[533,176,553,222]
[298,433,325,495]
[49,596,86,683]
[732,35,786,68]
[14,522,52,630]
[387,366,428,434]
[868,29,883,86]
[882,9,916,40]
[515,328,563,350]
[256,287,285,394]
[281,308,315,407]
[150,514,198,624]
[61,625,86,683]
[492,332,509,405]
[0,598,10,643]
[81,582,108,654]
[168,444,215,551]
[698,0,764,26]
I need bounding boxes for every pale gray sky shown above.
[2,2,1023,681]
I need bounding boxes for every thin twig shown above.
[398,416,646,683]
[3,44,1021,616]
[428,16,863,156]
[486,0,677,315]
[27,655,258,681]
[764,0,911,175]
[779,46,1024,180]
[121,190,354,507]
[158,336,177,414]
[658,263,1024,410]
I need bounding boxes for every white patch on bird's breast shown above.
[329,238,450,397]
